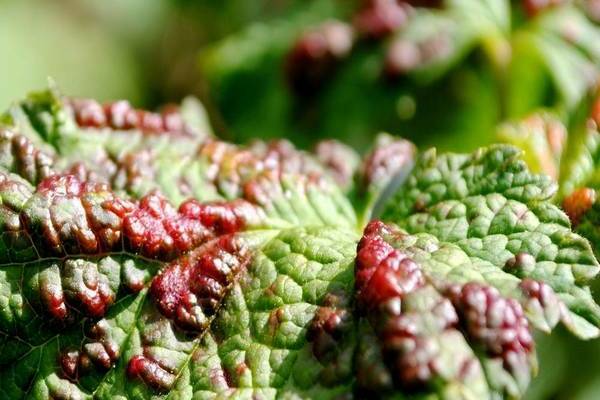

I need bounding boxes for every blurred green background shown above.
[3,0,598,152]
[2,0,600,398]
[0,0,310,122]
[0,0,517,151]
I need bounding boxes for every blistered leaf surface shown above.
[1,89,599,400]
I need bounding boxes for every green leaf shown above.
[0,87,362,399]
[380,145,600,338]
[3,89,354,206]
[354,221,534,397]
[0,171,358,398]
[2,87,600,399]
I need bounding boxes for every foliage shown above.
[201,0,600,151]
[0,87,598,399]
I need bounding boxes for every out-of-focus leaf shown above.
[0,0,143,110]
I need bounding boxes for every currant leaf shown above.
[380,145,600,339]
[2,88,600,400]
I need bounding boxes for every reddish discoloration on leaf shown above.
[40,281,68,321]
[385,33,453,78]
[178,199,260,235]
[8,89,588,399]
[59,349,81,381]
[62,259,116,318]
[0,128,54,184]
[243,169,326,208]
[150,235,251,331]
[23,174,264,260]
[504,252,536,272]
[307,306,350,363]
[113,149,157,193]
[24,175,128,255]
[69,98,193,137]
[36,174,104,197]
[520,279,559,310]
[124,194,262,259]
[356,221,424,310]
[267,308,286,336]
[84,342,118,370]
[59,318,122,378]
[197,139,331,198]
[127,354,176,391]
[196,140,256,195]
[355,222,453,389]
[84,319,121,367]
[448,283,534,369]
[356,222,395,288]
[364,290,464,391]
[520,278,566,331]
[0,172,37,264]
[124,192,206,259]
[59,348,93,383]
[251,140,305,172]
[360,137,415,190]
[522,114,567,179]
[11,173,268,328]
[314,140,359,189]
[354,221,535,392]
[307,291,354,386]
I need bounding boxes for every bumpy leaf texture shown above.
[0,88,598,400]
